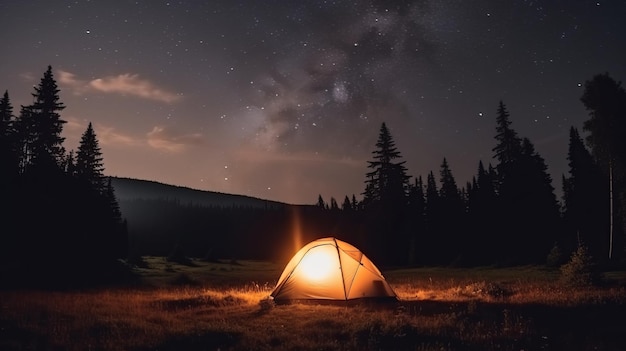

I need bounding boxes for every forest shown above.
[1,67,626,287]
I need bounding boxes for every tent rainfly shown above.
[270,237,397,302]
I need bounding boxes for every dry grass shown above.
[1,258,625,350]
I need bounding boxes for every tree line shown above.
[116,73,625,270]
[1,66,127,287]
[317,73,626,268]
[1,66,624,276]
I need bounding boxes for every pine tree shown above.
[21,66,67,173]
[492,101,522,194]
[466,161,499,264]
[563,127,609,260]
[518,137,561,261]
[580,72,626,260]
[341,195,352,211]
[329,197,339,211]
[407,176,426,265]
[363,122,410,207]
[425,171,439,222]
[423,171,440,264]
[105,177,127,259]
[439,158,461,203]
[0,90,18,180]
[64,150,76,176]
[75,122,106,193]
[437,158,466,263]
[351,194,359,210]
[316,194,326,209]
[362,122,412,265]
[491,102,560,264]
[0,90,12,132]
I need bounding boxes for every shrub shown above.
[560,243,601,287]
[546,242,566,267]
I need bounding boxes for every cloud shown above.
[19,72,36,82]
[57,70,181,103]
[97,125,142,147]
[146,125,203,153]
[58,71,90,95]
[63,116,141,148]
[90,74,181,103]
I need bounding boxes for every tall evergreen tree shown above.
[580,72,626,260]
[467,161,499,264]
[75,122,106,193]
[563,127,608,260]
[439,158,461,203]
[316,194,326,209]
[491,102,560,264]
[341,195,352,211]
[438,158,466,264]
[0,90,12,133]
[407,176,426,265]
[329,197,339,211]
[363,122,411,207]
[20,66,67,173]
[105,177,128,259]
[493,101,522,168]
[0,90,18,181]
[362,122,411,264]
[351,194,359,210]
[517,137,561,261]
[424,171,440,264]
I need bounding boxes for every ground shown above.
[1,257,625,350]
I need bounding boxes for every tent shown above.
[270,237,397,302]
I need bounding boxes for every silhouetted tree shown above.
[438,158,466,264]
[363,122,411,207]
[2,66,130,287]
[580,72,626,260]
[467,161,499,264]
[19,66,67,174]
[329,197,339,211]
[64,150,76,175]
[407,176,425,265]
[424,171,440,264]
[517,137,561,261]
[0,90,13,134]
[493,101,522,192]
[0,90,18,181]
[0,90,17,263]
[562,127,609,260]
[351,194,359,210]
[75,122,106,193]
[341,196,352,211]
[316,194,327,209]
[491,101,560,264]
[362,122,411,264]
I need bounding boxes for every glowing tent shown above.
[270,237,397,301]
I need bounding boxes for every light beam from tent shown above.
[290,206,302,254]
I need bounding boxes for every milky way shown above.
[1,1,625,204]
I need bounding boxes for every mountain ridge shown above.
[110,176,289,209]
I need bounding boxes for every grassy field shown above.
[1,257,625,350]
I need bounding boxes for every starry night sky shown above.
[1,1,625,204]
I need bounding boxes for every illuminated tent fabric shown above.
[270,237,397,301]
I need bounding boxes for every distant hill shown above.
[110,177,287,209]
[108,177,318,260]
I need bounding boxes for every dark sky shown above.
[1,0,624,204]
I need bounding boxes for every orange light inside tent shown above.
[299,247,335,282]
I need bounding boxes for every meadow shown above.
[1,257,625,351]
